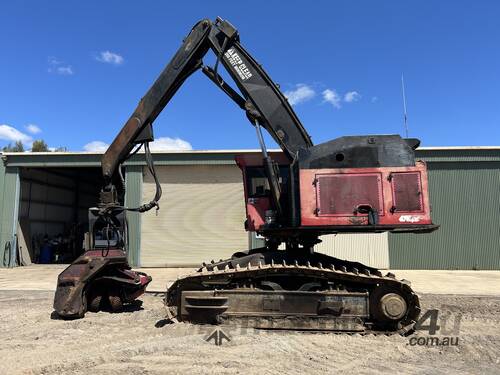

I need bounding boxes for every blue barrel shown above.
[39,244,53,264]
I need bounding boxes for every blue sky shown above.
[1,1,499,152]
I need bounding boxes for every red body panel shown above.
[299,161,432,227]
[245,196,271,231]
[236,153,433,234]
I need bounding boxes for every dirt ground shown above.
[0,290,499,375]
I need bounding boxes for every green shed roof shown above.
[1,146,499,168]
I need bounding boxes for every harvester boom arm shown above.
[101,17,313,183]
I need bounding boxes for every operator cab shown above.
[245,166,289,198]
[236,153,291,231]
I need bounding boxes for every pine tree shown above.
[31,139,49,152]
[2,141,25,152]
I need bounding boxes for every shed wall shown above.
[140,165,248,266]
[315,233,389,269]
[0,167,20,267]
[125,165,143,267]
[1,149,499,270]
[389,161,500,269]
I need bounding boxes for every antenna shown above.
[401,74,409,138]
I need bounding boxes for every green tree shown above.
[2,140,25,152]
[31,139,49,152]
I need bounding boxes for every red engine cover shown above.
[299,161,432,227]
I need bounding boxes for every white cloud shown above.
[83,137,192,153]
[284,84,315,106]
[0,124,33,145]
[48,56,62,65]
[25,124,41,134]
[96,51,124,65]
[344,91,361,103]
[149,137,192,151]
[322,89,341,109]
[83,141,109,152]
[47,56,74,75]
[56,66,74,75]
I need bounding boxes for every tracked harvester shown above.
[54,18,437,332]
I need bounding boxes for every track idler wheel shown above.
[379,293,407,320]
[370,286,409,329]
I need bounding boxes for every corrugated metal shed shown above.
[0,150,252,267]
[1,147,499,270]
[140,165,247,267]
[0,164,20,267]
[2,150,253,168]
[125,165,143,267]
[268,233,389,269]
[389,148,500,270]
[316,233,389,269]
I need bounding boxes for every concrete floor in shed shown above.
[0,264,499,295]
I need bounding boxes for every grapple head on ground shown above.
[53,249,151,318]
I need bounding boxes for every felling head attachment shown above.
[88,207,126,251]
